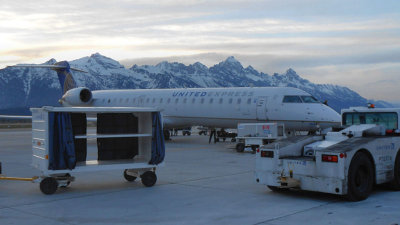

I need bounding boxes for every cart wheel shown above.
[124,169,137,182]
[59,173,71,188]
[141,171,157,187]
[236,143,245,152]
[40,177,58,195]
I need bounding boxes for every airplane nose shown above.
[321,105,341,123]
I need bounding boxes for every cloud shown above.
[1,0,400,101]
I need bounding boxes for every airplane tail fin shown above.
[53,61,77,94]
[8,61,86,94]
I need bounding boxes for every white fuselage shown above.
[68,87,340,131]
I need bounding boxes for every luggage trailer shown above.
[0,106,165,195]
[255,106,400,201]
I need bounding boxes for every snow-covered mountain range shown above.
[0,53,392,115]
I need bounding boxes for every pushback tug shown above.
[255,104,400,201]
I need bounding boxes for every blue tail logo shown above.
[54,61,77,94]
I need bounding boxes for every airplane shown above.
[6,61,341,139]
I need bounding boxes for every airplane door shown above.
[256,96,268,120]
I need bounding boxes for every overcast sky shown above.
[1,0,399,102]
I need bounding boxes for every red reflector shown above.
[257,148,260,153]
[322,154,338,163]
[261,151,274,158]
[339,153,346,158]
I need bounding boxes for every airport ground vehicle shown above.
[236,123,285,152]
[198,126,208,135]
[255,106,400,201]
[182,127,192,136]
[1,106,165,195]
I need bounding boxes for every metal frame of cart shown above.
[28,106,165,194]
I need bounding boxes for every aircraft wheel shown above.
[40,177,58,195]
[347,152,374,201]
[124,169,137,182]
[141,171,157,187]
[390,151,400,190]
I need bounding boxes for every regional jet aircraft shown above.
[6,61,341,135]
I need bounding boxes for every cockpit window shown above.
[301,96,319,103]
[282,96,302,103]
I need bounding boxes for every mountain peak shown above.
[84,53,124,69]
[225,56,239,64]
[285,68,300,78]
[44,58,57,65]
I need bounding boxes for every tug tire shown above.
[347,152,374,201]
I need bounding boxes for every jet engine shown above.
[60,87,93,106]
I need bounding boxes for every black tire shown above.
[141,171,157,187]
[236,143,245,152]
[390,152,400,190]
[124,169,137,182]
[59,173,71,188]
[40,177,58,195]
[347,152,374,201]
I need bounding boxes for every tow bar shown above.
[0,162,39,182]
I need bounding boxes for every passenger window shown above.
[146,98,150,103]
[167,98,171,103]
[219,98,223,104]
[301,96,319,103]
[247,98,251,104]
[210,98,214,104]
[160,98,163,103]
[183,98,187,104]
[119,98,123,103]
[152,98,156,103]
[282,96,302,103]
[175,98,179,104]
[125,98,129,103]
[192,98,195,104]
[201,98,204,104]
[237,98,241,104]
[132,98,136,103]
[229,98,233,104]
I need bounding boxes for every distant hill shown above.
[0,53,392,115]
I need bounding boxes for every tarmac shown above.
[0,128,399,225]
